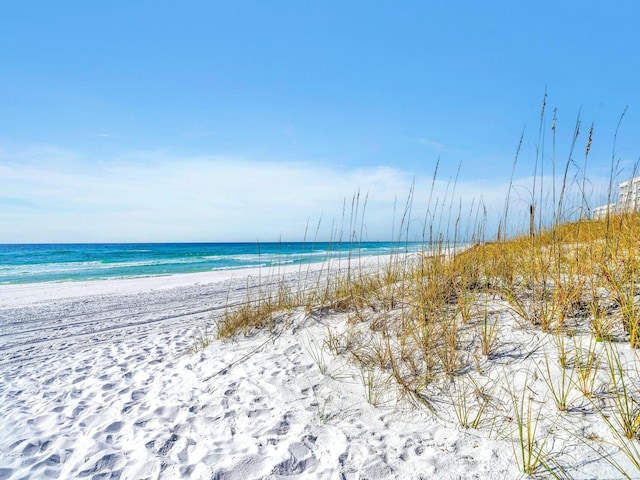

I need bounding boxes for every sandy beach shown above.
[0,260,637,479]
[2,1,637,478]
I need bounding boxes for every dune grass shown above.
[211,210,640,476]
[207,103,640,477]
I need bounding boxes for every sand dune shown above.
[0,264,635,479]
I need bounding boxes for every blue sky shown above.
[1,1,638,242]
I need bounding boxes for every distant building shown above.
[592,203,615,220]
[618,177,640,212]
[593,176,640,219]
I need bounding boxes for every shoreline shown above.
[0,252,407,308]
[0,264,296,308]
[0,241,426,291]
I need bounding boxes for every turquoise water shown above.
[0,242,423,285]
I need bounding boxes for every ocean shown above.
[0,242,423,285]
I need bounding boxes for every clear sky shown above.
[1,1,638,242]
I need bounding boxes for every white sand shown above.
[0,261,637,479]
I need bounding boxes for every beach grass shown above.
[208,103,640,476]
[212,208,640,476]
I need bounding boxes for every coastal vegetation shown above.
[207,105,640,477]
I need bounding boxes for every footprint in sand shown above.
[221,382,240,409]
[271,440,319,476]
[130,389,146,401]
[105,421,124,433]
[276,416,291,436]
[77,453,124,478]
[21,441,43,457]
[224,410,237,436]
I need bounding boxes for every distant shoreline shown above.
[0,252,409,308]
[0,241,425,286]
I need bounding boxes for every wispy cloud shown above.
[416,137,448,151]
[0,145,610,243]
